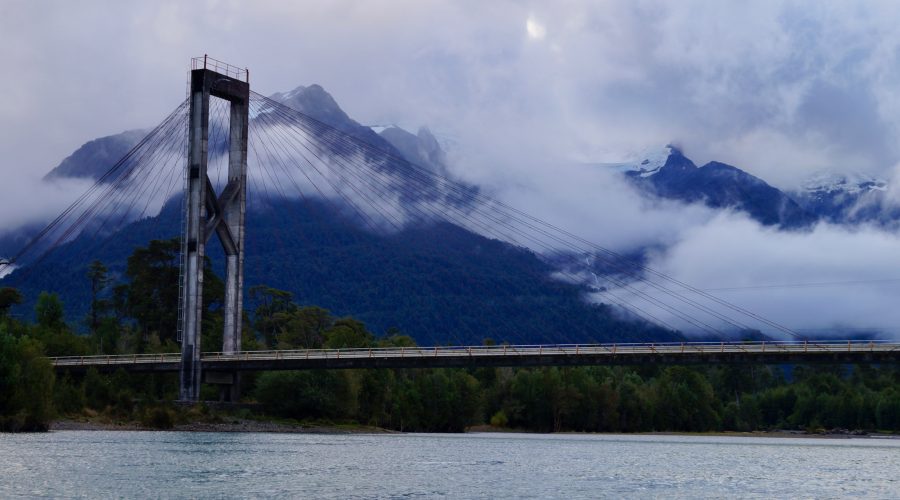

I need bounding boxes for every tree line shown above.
[1,238,899,433]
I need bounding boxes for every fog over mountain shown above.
[3,80,899,339]
[5,1,900,338]
[7,2,900,185]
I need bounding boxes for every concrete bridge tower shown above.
[179,57,249,402]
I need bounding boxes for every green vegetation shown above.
[2,239,900,434]
[6,199,679,345]
[0,328,54,431]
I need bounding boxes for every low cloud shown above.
[0,175,94,236]
[4,0,900,336]
[606,214,900,339]
[476,158,717,253]
[6,1,900,189]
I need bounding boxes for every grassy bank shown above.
[51,405,393,433]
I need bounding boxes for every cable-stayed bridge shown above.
[50,341,900,373]
[2,57,897,401]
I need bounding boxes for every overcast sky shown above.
[4,0,900,336]
[4,0,900,185]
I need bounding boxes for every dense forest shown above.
[4,198,678,345]
[2,239,900,433]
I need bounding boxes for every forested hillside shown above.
[4,196,677,345]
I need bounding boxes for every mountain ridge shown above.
[5,84,682,344]
[9,84,898,342]
[625,147,818,229]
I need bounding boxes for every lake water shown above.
[1,431,898,498]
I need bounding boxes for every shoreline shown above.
[467,424,896,439]
[51,418,396,434]
[51,419,897,439]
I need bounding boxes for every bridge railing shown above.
[191,55,248,82]
[52,352,181,367]
[204,340,895,357]
[50,340,900,367]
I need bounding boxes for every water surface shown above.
[1,431,898,498]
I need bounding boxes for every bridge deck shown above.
[50,341,900,373]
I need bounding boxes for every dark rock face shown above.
[44,130,146,182]
[269,84,401,156]
[379,126,449,174]
[42,85,410,183]
[627,148,817,229]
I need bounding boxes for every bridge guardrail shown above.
[51,352,181,366]
[191,55,248,82]
[50,340,900,367]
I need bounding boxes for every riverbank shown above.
[51,417,394,434]
[52,418,898,438]
[467,424,898,439]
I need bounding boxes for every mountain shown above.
[43,86,410,183]
[269,84,406,158]
[790,172,895,225]
[620,147,900,229]
[30,83,896,343]
[262,85,474,211]
[378,126,450,175]
[2,128,146,255]
[625,147,818,229]
[4,84,680,345]
[44,130,147,181]
[3,194,678,345]
[38,84,464,210]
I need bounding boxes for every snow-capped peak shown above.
[367,124,396,134]
[589,145,672,177]
[801,171,887,196]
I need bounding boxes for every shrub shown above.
[490,410,508,428]
[142,406,175,429]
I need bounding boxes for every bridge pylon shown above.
[178,57,249,402]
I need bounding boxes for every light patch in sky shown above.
[525,15,546,40]
[0,263,14,280]
[4,1,900,188]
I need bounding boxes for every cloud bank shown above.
[4,1,900,336]
[604,214,900,338]
[0,176,94,235]
[5,1,900,187]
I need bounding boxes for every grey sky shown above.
[3,0,900,336]
[4,1,900,186]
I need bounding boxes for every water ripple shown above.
[0,431,898,498]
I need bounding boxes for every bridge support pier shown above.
[179,62,249,402]
[203,371,240,402]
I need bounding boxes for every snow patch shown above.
[588,145,671,177]
[283,86,307,100]
[801,171,887,196]
[0,261,14,279]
